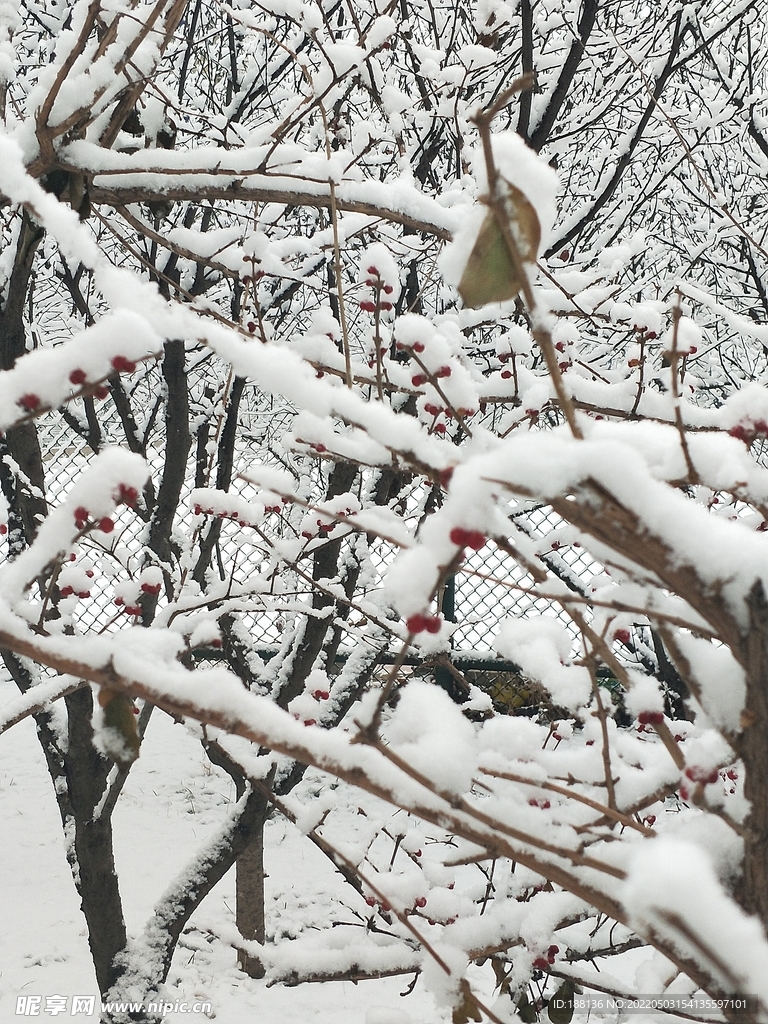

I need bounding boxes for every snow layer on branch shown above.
[494,617,591,711]
[624,839,768,1005]
[671,634,745,733]
[0,448,149,604]
[464,429,768,620]
[386,681,478,794]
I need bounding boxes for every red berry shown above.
[116,484,139,506]
[533,957,549,971]
[359,300,376,313]
[383,284,394,295]
[312,443,327,453]
[125,605,142,616]
[559,250,570,261]
[500,370,512,379]
[411,374,427,387]
[413,341,425,353]
[303,718,317,727]
[210,638,222,649]
[0,524,6,535]
[435,365,451,378]
[614,629,631,644]
[555,342,565,353]
[380,302,393,311]
[548,945,559,958]
[643,814,656,827]
[18,393,40,411]
[406,613,427,633]
[74,506,89,525]
[85,570,94,578]
[684,766,719,785]
[60,585,74,597]
[366,265,379,276]
[434,423,446,434]
[414,897,427,908]
[424,616,441,634]
[638,710,664,726]
[69,368,87,385]
[94,385,109,399]
[114,596,124,606]
[365,897,377,907]
[77,591,90,599]
[140,582,162,594]
[312,689,330,701]
[246,321,257,334]
[450,526,470,547]
[98,517,114,533]
[111,356,137,373]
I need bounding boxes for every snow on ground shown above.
[0,675,452,1023]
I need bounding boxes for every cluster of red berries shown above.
[634,325,658,340]
[411,366,451,387]
[360,264,394,313]
[241,253,266,287]
[311,689,330,700]
[302,505,355,539]
[60,568,94,599]
[193,504,253,528]
[532,945,559,970]
[637,710,664,726]
[528,797,551,810]
[114,596,142,616]
[17,393,43,412]
[449,526,486,550]
[115,483,139,507]
[74,507,114,533]
[365,896,391,911]
[406,613,441,634]
[728,419,768,445]
[396,338,425,353]
[684,765,720,785]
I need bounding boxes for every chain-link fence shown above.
[28,392,598,655]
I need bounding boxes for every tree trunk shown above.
[236,796,269,977]
[736,582,768,930]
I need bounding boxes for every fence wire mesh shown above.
[26,392,598,655]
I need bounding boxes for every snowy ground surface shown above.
[0,674,457,1024]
